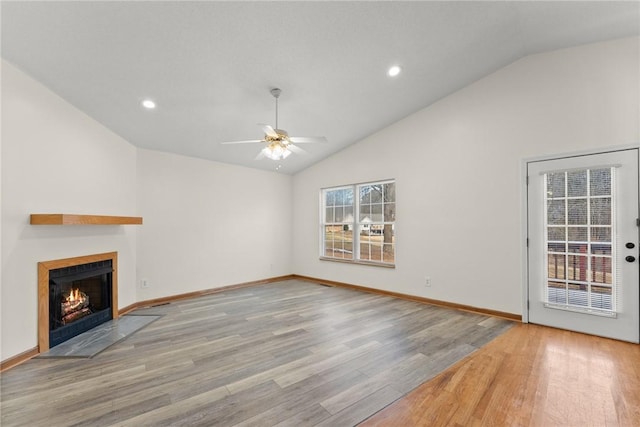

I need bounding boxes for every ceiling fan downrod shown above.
[271,88,281,130]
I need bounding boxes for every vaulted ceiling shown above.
[2,1,638,174]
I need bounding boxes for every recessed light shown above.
[387,65,401,77]
[141,99,156,109]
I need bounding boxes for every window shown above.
[321,180,395,266]
[544,168,615,314]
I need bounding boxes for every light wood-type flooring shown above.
[362,322,640,427]
[0,280,512,426]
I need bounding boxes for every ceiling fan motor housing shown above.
[222,87,325,160]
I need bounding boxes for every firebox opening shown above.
[49,260,113,348]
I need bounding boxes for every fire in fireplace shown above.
[49,260,113,348]
[61,288,90,324]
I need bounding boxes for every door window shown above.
[544,168,615,315]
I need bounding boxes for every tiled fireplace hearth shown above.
[38,252,119,352]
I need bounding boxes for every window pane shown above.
[384,182,396,200]
[591,244,611,256]
[357,225,396,263]
[359,243,371,261]
[591,285,612,310]
[324,225,337,241]
[324,244,333,257]
[325,190,336,207]
[568,227,587,241]
[548,242,566,253]
[324,225,335,256]
[359,204,371,222]
[371,204,383,221]
[547,173,565,198]
[383,224,395,263]
[567,255,587,281]
[548,254,565,279]
[360,186,371,204]
[371,186,383,203]
[344,206,353,222]
[346,189,355,207]
[547,200,565,225]
[383,244,395,263]
[548,281,567,304]
[567,170,587,197]
[567,243,587,254]
[325,207,334,223]
[567,199,587,225]
[342,229,353,258]
[591,256,612,284]
[590,168,611,196]
[548,227,565,241]
[324,226,353,259]
[360,230,381,261]
[384,202,396,222]
[568,283,588,306]
[591,227,611,242]
[325,240,335,257]
[591,198,611,225]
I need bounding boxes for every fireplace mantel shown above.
[30,214,143,225]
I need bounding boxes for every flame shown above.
[68,288,81,302]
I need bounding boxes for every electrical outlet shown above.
[425,277,431,287]
[141,279,149,289]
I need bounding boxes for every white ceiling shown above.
[2,1,639,174]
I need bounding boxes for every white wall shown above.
[1,60,139,360]
[136,149,292,300]
[292,37,640,316]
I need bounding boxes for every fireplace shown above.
[38,252,119,352]
[48,260,113,348]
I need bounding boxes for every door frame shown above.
[521,144,640,325]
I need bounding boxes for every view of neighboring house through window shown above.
[321,180,395,265]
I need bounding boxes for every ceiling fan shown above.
[221,88,327,160]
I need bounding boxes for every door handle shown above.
[625,255,636,263]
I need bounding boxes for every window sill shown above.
[319,257,396,269]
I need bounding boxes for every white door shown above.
[527,149,639,343]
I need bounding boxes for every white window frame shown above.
[320,179,396,267]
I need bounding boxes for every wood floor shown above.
[361,322,640,427]
[0,280,512,427]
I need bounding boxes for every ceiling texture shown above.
[2,1,639,174]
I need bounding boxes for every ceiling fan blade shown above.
[259,124,278,138]
[221,140,264,144]
[287,144,307,155]
[288,136,327,144]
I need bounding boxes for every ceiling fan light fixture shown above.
[222,88,326,162]
[262,142,291,160]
